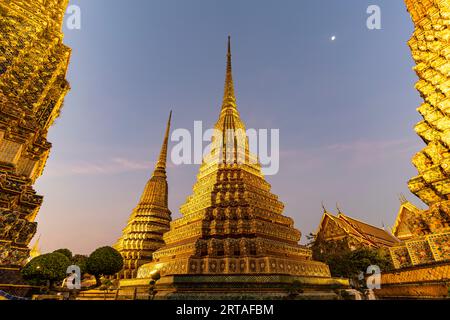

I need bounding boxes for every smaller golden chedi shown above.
[114,112,172,279]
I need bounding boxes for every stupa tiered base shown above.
[120,273,348,300]
[0,266,38,297]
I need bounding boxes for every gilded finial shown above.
[336,202,342,214]
[222,36,236,110]
[154,110,172,174]
[398,193,408,204]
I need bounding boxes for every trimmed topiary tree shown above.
[86,246,123,287]
[307,233,393,289]
[53,248,73,260]
[21,252,71,288]
[71,254,88,275]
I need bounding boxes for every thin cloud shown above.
[281,138,420,170]
[45,157,152,177]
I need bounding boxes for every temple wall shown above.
[375,262,450,299]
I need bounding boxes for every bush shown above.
[53,248,73,260]
[71,254,88,275]
[307,233,393,285]
[86,246,123,286]
[21,252,71,288]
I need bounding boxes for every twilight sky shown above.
[34,0,423,255]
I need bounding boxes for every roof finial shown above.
[222,35,236,110]
[154,110,172,175]
[321,201,327,213]
[398,193,408,204]
[336,202,342,214]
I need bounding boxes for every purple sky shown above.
[33,0,424,255]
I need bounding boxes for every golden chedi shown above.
[0,0,71,281]
[123,37,347,299]
[388,0,450,269]
[376,0,450,299]
[114,112,172,279]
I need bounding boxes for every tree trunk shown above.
[95,275,101,287]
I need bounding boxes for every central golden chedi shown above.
[121,37,347,299]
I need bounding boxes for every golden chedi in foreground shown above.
[375,0,450,299]
[0,0,71,287]
[120,38,348,299]
[114,112,173,279]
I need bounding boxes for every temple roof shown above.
[317,211,399,248]
[391,199,421,241]
[339,214,399,245]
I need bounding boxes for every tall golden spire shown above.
[222,36,236,110]
[212,37,250,165]
[153,111,172,177]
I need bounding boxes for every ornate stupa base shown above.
[119,274,348,300]
[0,266,38,298]
[118,257,349,300]
[0,266,22,284]
[0,241,30,292]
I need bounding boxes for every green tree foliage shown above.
[21,252,71,288]
[53,248,73,260]
[86,246,123,287]
[306,233,393,282]
[71,254,88,275]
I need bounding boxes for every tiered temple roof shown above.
[391,197,422,241]
[316,210,399,249]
